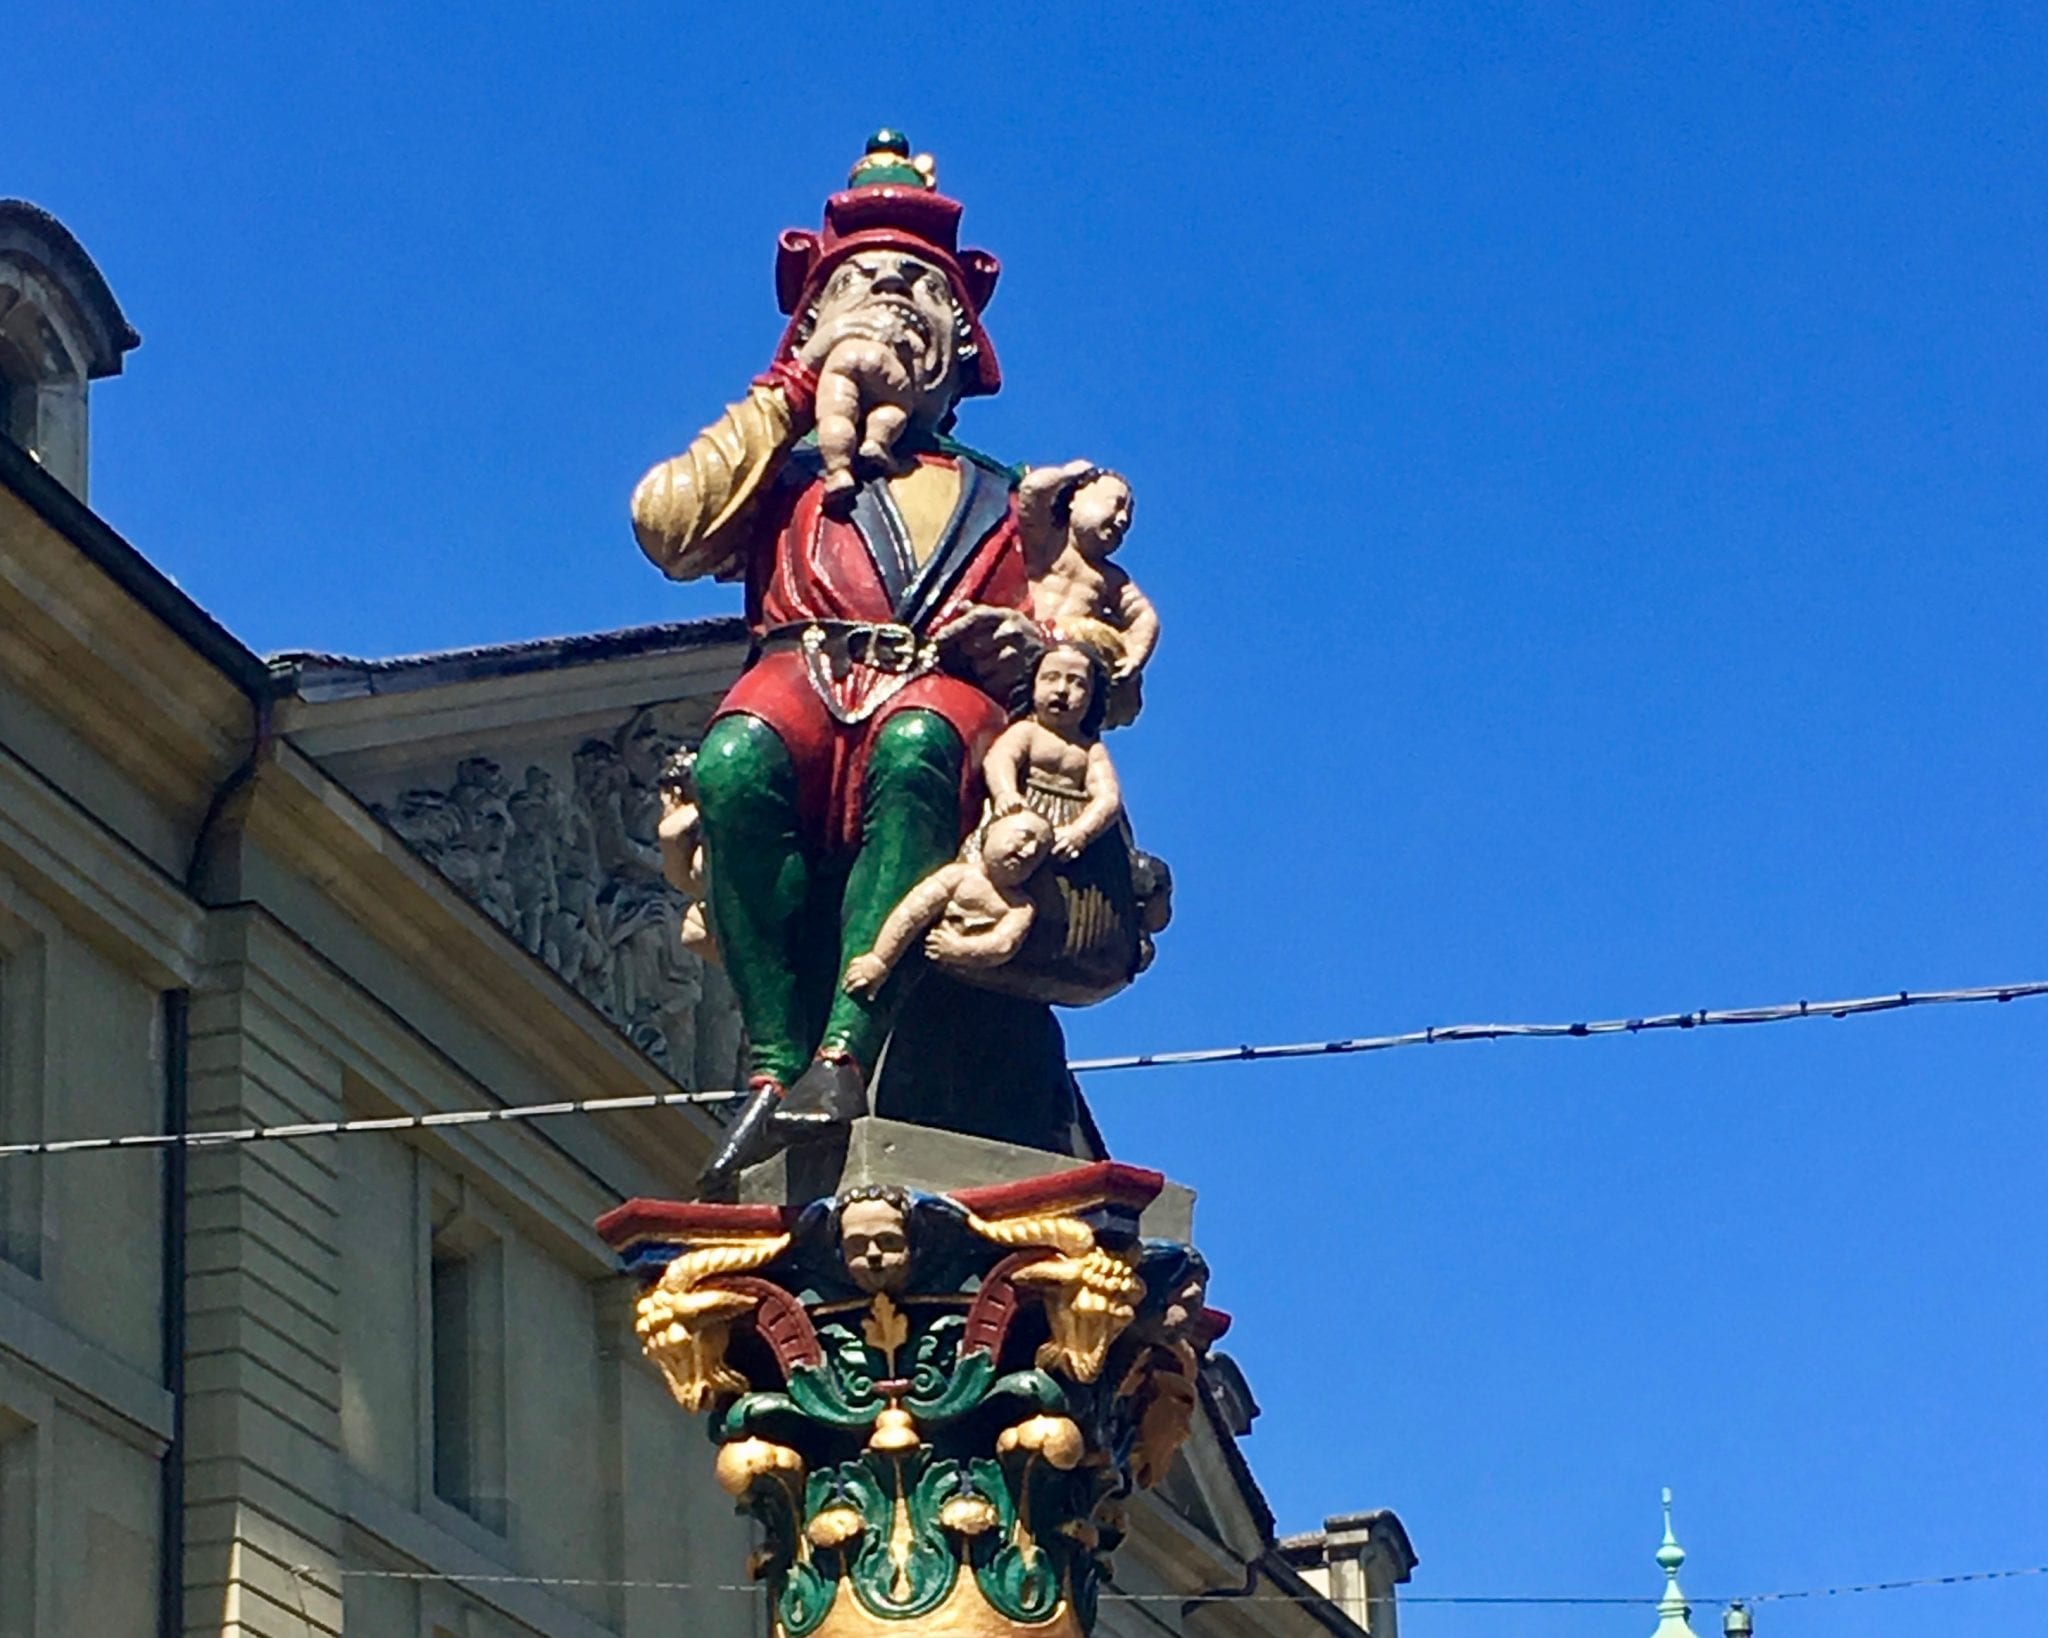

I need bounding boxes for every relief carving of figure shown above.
[448,757,518,931]
[603,706,704,1080]
[373,708,743,1091]
[505,767,562,955]
[385,788,462,872]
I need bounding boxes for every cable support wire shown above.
[5,978,2046,1161]
[1066,979,2048,1072]
[0,1087,744,1160]
[292,1561,2048,1606]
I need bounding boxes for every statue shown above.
[984,643,1123,865]
[631,130,1169,1196]
[604,136,1219,1638]
[655,749,720,963]
[1020,465,1158,729]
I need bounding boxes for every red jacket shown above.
[717,444,1027,852]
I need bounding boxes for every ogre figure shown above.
[633,133,1068,1194]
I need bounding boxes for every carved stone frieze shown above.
[374,702,745,1090]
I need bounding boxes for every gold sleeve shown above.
[630,384,798,583]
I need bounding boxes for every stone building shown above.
[1279,1512,1419,1637]
[0,199,138,501]
[0,203,1412,1636]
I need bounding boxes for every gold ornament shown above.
[715,1435,805,1497]
[965,1213,1142,1383]
[937,1494,1000,1536]
[861,1290,911,1365]
[995,1414,1085,1471]
[807,1506,867,1550]
[861,1291,923,1451]
[804,1573,1081,1638]
[634,1232,792,1412]
[1127,1361,1199,1490]
[868,1404,922,1454]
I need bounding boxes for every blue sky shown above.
[12,3,2047,1631]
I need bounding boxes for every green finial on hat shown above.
[849,128,938,190]
[1651,1488,1701,1638]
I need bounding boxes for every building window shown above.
[429,1213,507,1534]
[0,936,45,1278]
[0,1410,36,1634]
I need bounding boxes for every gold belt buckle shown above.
[862,623,919,673]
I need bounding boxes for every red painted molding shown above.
[947,1160,1165,1221]
[594,1197,791,1249]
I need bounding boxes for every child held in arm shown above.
[656,751,718,962]
[1017,464,1160,728]
[984,642,1122,863]
[842,809,1055,997]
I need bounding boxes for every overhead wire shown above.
[0,1086,745,1160]
[1066,980,2048,1072]
[42,971,2035,1625]
[5,978,2047,1159]
[291,1560,2048,1606]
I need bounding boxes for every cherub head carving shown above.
[837,1187,913,1294]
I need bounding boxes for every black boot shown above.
[696,1085,785,1201]
[771,1053,868,1137]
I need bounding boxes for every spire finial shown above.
[1651,1487,1698,1636]
[1658,1487,1685,1574]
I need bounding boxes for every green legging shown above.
[694,709,965,1087]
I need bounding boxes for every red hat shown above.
[773,131,1003,398]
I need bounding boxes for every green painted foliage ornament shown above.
[599,1166,1220,1637]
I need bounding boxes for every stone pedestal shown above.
[738,1117,1196,1241]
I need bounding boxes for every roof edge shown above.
[0,434,272,697]
[271,615,751,702]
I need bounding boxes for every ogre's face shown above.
[814,250,963,403]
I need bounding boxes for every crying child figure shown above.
[983,642,1123,864]
[815,338,913,499]
[841,809,1054,997]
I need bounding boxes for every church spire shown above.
[1650,1488,1701,1638]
